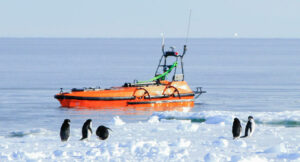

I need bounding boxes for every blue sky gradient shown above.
[0,0,299,38]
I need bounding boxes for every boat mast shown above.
[154,10,192,82]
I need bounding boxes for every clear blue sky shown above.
[0,0,299,38]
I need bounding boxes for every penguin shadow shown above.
[60,119,112,142]
[232,116,255,140]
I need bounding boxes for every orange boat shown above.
[54,40,205,109]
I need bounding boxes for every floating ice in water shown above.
[152,111,300,127]
[111,116,125,126]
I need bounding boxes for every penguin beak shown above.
[107,127,112,131]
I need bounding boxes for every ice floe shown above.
[153,110,300,127]
[0,113,299,161]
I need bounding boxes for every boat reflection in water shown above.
[69,105,193,113]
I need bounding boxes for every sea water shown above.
[0,38,300,161]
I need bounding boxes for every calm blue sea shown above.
[0,38,300,135]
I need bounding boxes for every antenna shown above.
[161,33,165,53]
[185,9,192,45]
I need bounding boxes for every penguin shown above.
[60,119,71,142]
[241,116,255,138]
[232,118,242,139]
[80,119,93,140]
[96,125,112,140]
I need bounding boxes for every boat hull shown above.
[54,81,195,109]
[56,97,194,108]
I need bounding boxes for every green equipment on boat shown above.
[138,62,178,83]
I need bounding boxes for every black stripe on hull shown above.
[54,93,194,101]
[54,95,134,100]
[127,99,194,105]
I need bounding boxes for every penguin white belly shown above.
[249,121,255,136]
[87,130,92,139]
[87,122,92,139]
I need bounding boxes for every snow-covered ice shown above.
[1,113,300,161]
[111,116,126,126]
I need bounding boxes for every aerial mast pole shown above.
[181,9,192,80]
[155,33,165,76]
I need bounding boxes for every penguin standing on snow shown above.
[96,125,112,140]
[241,116,255,138]
[80,119,93,140]
[232,118,242,139]
[60,119,71,142]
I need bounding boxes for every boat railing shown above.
[193,87,206,99]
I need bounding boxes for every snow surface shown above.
[1,114,300,161]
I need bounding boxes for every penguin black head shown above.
[233,118,240,124]
[96,125,112,140]
[83,119,92,128]
[64,119,71,123]
[248,116,254,120]
[83,119,92,126]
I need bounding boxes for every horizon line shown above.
[1,36,300,39]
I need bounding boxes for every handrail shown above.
[138,62,178,84]
[132,88,151,100]
[162,85,181,99]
